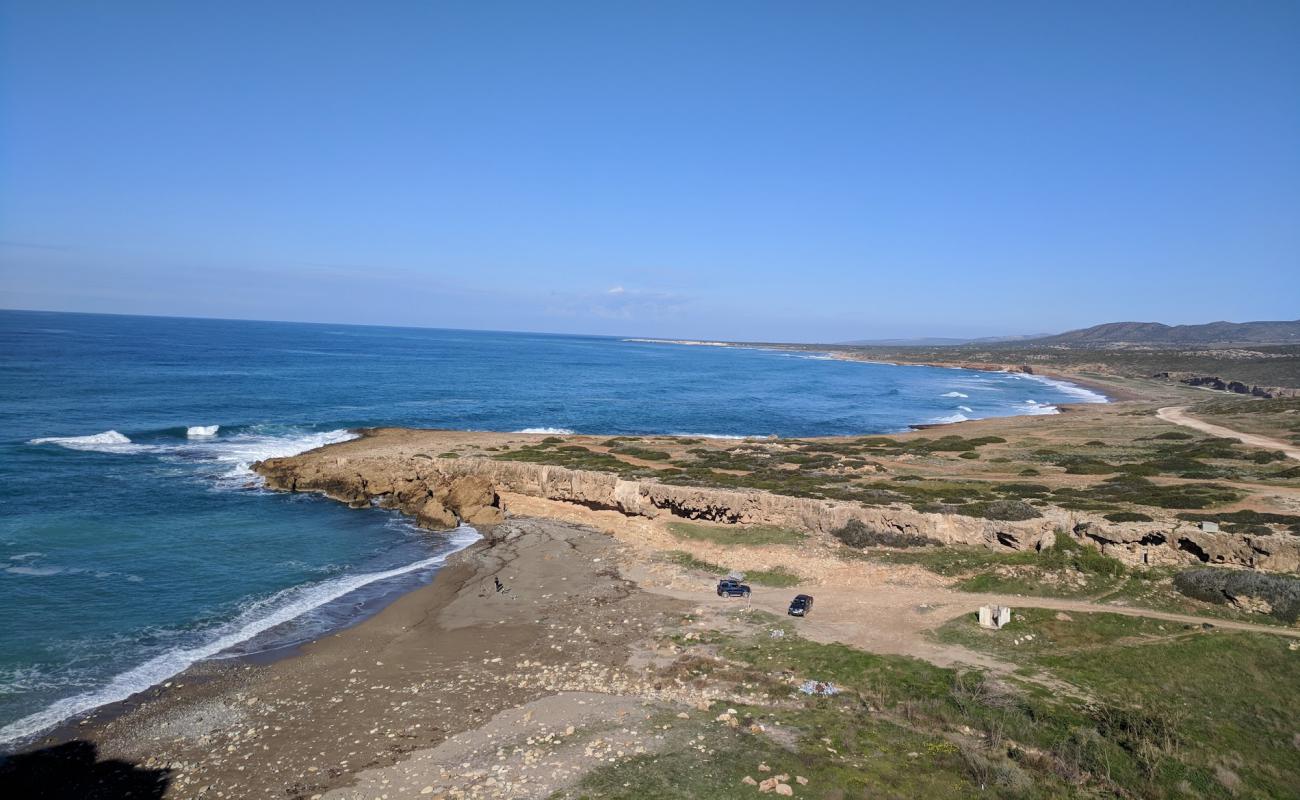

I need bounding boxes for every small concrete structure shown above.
[978,605,1012,630]
[1199,521,1220,533]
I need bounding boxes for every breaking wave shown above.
[941,391,969,398]
[1010,373,1108,404]
[28,431,149,453]
[928,413,970,424]
[29,427,357,484]
[515,427,575,435]
[0,525,480,747]
[187,425,219,437]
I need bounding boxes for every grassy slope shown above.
[563,601,1300,799]
[935,608,1300,799]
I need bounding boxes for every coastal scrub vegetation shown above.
[666,521,805,547]
[830,518,938,549]
[569,607,1299,799]
[1175,509,1300,536]
[660,549,799,587]
[873,533,1128,599]
[1172,569,1300,623]
[484,411,1293,533]
[933,608,1300,798]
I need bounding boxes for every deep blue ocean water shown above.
[0,309,1105,746]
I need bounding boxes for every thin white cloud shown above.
[545,286,689,321]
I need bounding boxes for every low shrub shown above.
[612,445,671,460]
[1104,511,1154,523]
[1173,569,1300,623]
[831,518,938,549]
[980,499,1042,521]
[1176,510,1300,535]
[1039,532,1126,578]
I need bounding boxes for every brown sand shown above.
[2,518,686,799]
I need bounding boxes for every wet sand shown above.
[1,518,686,799]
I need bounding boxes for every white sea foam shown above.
[515,427,575,435]
[29,427,358,484]
[4,565,65,577]
[958,405,974,413]
[941,391,969,398]
[28,430,149,453]
[193,429,358,483]
[1020,400,1061,415]
[0,525,481,747]
[187,425,220,437]
[671,432,747,439]
[1010,373,1109,404]
[929,413,970,424]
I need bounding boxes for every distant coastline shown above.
[624,336,1117,405]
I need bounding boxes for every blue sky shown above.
[2,1,1297,342]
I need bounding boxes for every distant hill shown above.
[841,333,1050,346]
[1023,320,1300,347]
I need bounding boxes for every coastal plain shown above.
[6,372,1300,799]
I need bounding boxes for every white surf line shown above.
[1156,406,1300,462]
[0,526,481,747]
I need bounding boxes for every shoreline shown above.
[2,518,689,798]
[8,407,1299,794]
[0,358,1113,756]
[624,336,1151,403]
[0,524,482,755]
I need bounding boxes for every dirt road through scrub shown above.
[1157,405,1300,461]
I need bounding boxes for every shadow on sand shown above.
[0,740,171,799]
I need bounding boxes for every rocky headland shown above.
[254,428,1300,573]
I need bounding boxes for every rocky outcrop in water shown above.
[254,447,1300,572]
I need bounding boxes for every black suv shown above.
[717,578,751,598]
[788,594,814,617]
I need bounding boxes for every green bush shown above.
[831,518,937,549]
[612,445,671,460]
[1173,569,1300,623]
[1104,511,1154,523]
[1176,510,1300,535]
[980,499,1042,521]
[1036,532,1125,576]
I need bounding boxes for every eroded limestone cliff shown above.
[253,437,1300,573]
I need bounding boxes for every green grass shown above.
[934,608,1300,798]
[558,707,1011,800]
[662,550,727,574]
[570,601,1300,800]
[611,444,672,461]
[744,566,801,587]
[666,521,805,547]
[872,533,1127,598]
[494,443,650,475]
[661,549,800,587]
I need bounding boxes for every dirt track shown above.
[1157,405,1300,461]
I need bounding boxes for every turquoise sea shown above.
[0,309,1105,747]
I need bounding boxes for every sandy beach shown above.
[6,378,1300,798]
[2,517,693,798]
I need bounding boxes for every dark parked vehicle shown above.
[788,594,814,617]
[717,578,751,598]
